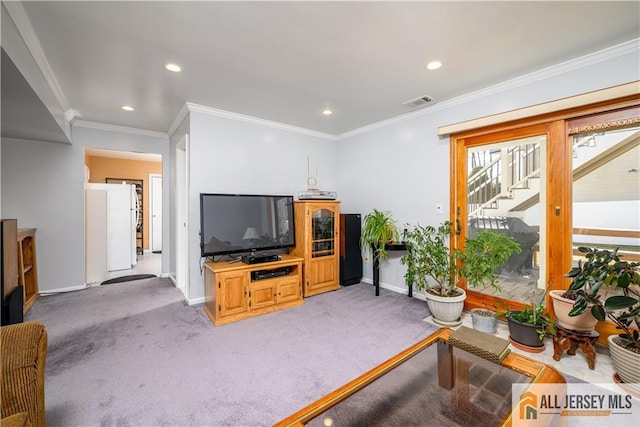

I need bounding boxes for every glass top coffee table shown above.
[274,328,565,427]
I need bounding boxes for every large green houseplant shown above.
[400,221,521,326]
[360,209,400,263]
[563,247,639,385]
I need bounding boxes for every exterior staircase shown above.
[467,131,639,219]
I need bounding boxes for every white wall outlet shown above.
[436,204,443,214]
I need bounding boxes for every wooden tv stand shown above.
[203,254,304,326]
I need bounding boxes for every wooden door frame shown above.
[450,94,640,343]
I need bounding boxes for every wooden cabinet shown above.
[17,228,39,313]
[204,254,303,326]
[217,270,248,317]
[2,219,21,325]
[1,219,19,301]
[291,200,341,297]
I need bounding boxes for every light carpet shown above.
[26,278,438,426]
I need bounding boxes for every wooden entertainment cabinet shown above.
[203,254,304,326]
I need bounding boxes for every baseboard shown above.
[167,274,177,286]
[360,278,425,301]
[186,296,205,305]
[40,284,89,295]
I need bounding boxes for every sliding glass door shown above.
[451,99,639,327]
[452,122,570,312]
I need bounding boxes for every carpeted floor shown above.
[26,278,438,426]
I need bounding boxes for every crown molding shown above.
[337,38,640,141]
[185,102,338,141]
[167,103,191,138]
[3,1,70,112]
[73,120,168,139]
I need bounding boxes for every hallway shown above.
[103,252,161,281]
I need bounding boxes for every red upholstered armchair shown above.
[1,321,47,427]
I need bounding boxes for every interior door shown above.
[150,174,162,253]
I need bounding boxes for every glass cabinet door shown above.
[311,209,335,258]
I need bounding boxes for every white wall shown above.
[1,137,86,292]
[186,111,338,301]
[337,48,640,294]
[1,126,169,293]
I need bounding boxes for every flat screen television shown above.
[199,193,296,258]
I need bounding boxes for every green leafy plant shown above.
[359,209,400,263]
[401,222,457,296]
[496,287,556,341]
[460,230,521,291]
[400,221,521,298]
[565,247,640,351]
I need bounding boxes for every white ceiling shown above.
[4,1,640,138]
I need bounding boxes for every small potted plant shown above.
[563,247,639,386]
[400,221,520,328]
[496,291,556,352]
[359,209,400,264]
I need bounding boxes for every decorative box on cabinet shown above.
[291,200,341,297]
[17,228,39,313]
[203,254,304,326]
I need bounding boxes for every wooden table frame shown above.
[274,328,566,427]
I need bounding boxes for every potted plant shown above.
[401,222,463,326]
[400,221,520,327]
[563,247,639,385]
[462,230,521,333]
[550,246,608,332]
[496,291,556,353]
[359,209,400,264]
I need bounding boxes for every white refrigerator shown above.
[86,183,138,283]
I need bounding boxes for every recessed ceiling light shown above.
[322,109,333,116]
[121,105,134,111]
[165,63,182,72]
[426,60,442,71]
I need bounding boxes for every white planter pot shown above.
[550,289,598,332]
[425,287,466,327]
[608,334,640,388]
[471,308,497,334]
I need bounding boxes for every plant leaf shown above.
[591,304,606,321]
[604,296,638,311]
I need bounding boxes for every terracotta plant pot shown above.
[470,308,497,334]
[425,288,466,327]
[549,289,598,332]
[507,313,545,351]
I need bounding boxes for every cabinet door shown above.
[307,205,339,290]
[218,271,248,317]
[250,280,277,310]
[277,277,301,303]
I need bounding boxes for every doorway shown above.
[84,148,163,283]
[451,96,639,324]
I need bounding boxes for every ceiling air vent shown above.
[403,95,433,108]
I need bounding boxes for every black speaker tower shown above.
[340,213,363,286]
